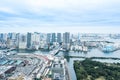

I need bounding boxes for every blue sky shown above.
[0,0,120,33]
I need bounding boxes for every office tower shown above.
[27,33,32,48]
[16,33,19,48]
[11,33,16,40]
[51,33,56,43]
[6,38,11,48]
[31,33,40,50]
[57,33,61,44]
[63,32,70,44]
[31,33,40,44]
[63,32,70,50]
[7,33,11,39]
[0,33,3,40]
[18,34,27,49]
[2,33,8,41]
[8,33,16,40]
[47,33,51,44]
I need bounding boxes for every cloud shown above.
[0,0,120,33]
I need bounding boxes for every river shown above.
[57,48,120,80]
[3,48,120,80]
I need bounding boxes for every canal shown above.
[57,48,120,80]
[4,48,120,80]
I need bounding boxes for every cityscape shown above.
[0,32,120,80]
[1,0,120,80]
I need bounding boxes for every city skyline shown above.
[0,26,120,33]
[0,0,120,33]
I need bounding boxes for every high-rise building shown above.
[46,33,51,44]
[63,32,70,50]
[6,38,11,48]
[31,33,40,44]
[0,33,3,39]
[11,33,16,40]
[51,33,56,43]
[2,33,8,41]
[18,34,27,49]
[57,33,61,43]
[27,33,32,48]
[31,33,40,50]
[63,32,70,44]
[8,33,16,40]
[16,33,19,48]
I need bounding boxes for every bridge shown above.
[3,48,16,53]
[50,47,61,56]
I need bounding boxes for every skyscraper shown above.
[11,33,16,40]
[0,33,3,39]
[51,33,56,43]
[18,34,27,49]
[16,33,20,48]
[2,33,8,41]
[31,33,40,50]
[63,32,70,44]
[57,33,61,44]
[46,33,51,44]
[63,32,70,50]
[27,33,32,48]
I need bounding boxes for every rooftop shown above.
[0,66,13,74]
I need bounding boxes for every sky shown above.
[0,0,120,33]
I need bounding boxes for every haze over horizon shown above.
[0,0,120,33]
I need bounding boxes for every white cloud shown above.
[0,0,120,33]
[0,0,118,13]
[0,7,16,14]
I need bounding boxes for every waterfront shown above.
[57,49,120,80]
[1,0,120,79]
[2,48,120,80]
